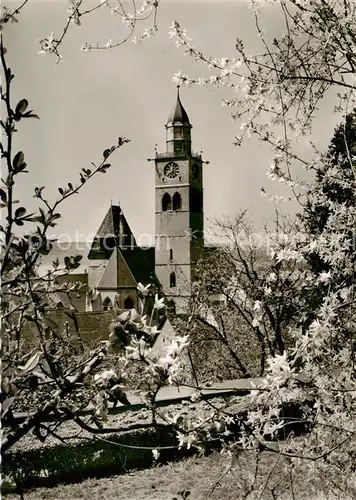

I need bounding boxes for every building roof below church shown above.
[54,273,88,310]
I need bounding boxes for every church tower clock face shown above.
[164,162,179,179]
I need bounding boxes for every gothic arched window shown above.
[172,192,182,211]
[103,297,113,311]
[170,248,173,260]
[162,193,172,211]
[124,297,134,309]
[170,271,176,288]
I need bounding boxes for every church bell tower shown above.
[153,87,205,313]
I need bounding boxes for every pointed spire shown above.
[167,85,191,126]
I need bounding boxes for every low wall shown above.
[22,310,117,349]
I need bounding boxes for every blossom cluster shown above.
[169,2,356,494]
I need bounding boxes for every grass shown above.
[4,449,333,500]
[3,397,348,499]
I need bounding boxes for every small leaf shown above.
[13,151,24,169]
[22,110,40,119]
[1,397,15,417]
[18,351,41,375]
[15,207,26,218]
[68,183,73,190]
[14,162,27,173]
[64,256,71,267]
[0,188,7,203]
[34,186,45,198]
[32,370,48,382]
[39,245,50,255]
[58,187,64,195]
[10,383,18,396]
[103,149,111,159]
[15,98,28,115]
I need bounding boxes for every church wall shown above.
[118,289,138,310]
[99,290,117,309]
[99,288,138,310]
[156,262,191,291]
[155,233,191,264]
[156,210,190,233]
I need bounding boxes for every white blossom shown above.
[153,294,165,310]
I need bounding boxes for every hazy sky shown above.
[4,0,340,243]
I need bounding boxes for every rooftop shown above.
[167,86,191,127]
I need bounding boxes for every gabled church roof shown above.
[88,205,137,260]
[96,245,158,291]
[167,86,191,127]
[121,247,158,287]
[95,205,129,238]
[96,250,120,290]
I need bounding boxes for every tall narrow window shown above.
[172,192,182,211]
[162,193,171,211]
[124,297,134,309]
[170,271,176,288]
[103,297,113,311]
[170,249,173,260]
[167,299,176,314]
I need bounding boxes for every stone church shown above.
[42,87,210,319]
